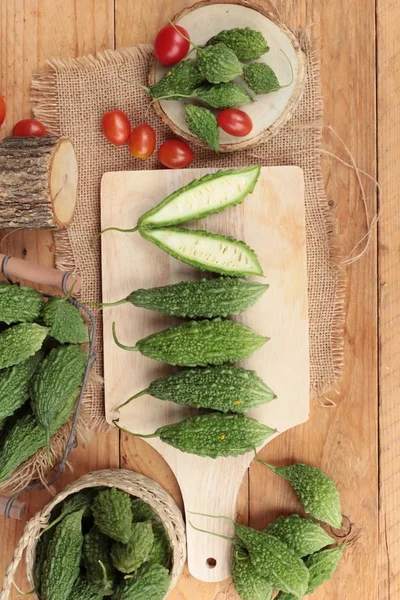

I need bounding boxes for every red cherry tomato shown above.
[154,24,190,66]
[102,110,130,146]
[158,139,194,169]
[12,119,46,136]
[217,109,253,137]
[129,124,156,159]
[0,97,6,126]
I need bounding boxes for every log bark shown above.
[0,136,78,230]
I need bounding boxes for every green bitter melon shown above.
[185,104,219,151]
[91,487,133,543]
[0,351,42,420]
[0,323,48,369]
[69,575,104,600]
[149,521,171,567]
[131,497,159,522]
[112,562,170,600]
[42,296,89,344]
[206,28,269,60]
[43,488,96,533]
[83,525,117,596]
[112,318,268,367]
[111,520,154,573]
[0,283,44,324]
[265,514,334,557]
[231,540,274,600]
[117,365,275,413]
[114,412,276,458]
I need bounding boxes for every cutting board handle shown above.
[0,253,80,293]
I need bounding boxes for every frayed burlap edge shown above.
[30,38,346,422]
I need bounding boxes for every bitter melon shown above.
[34,527,54,590]
[42,296,89,344]
[149,521,171,567]
[231,540,274,600]
[69,575,103,600]
[112,562,170,600]
[0,323,48,369]
[304,544,345,593]
[206,28,269,60]
[101,277,267,319]
[185,104,220,151]
[92,488,133,543]
[196,42,243,83]
[111,521,154,573]
[0,283,44,324]
[132,165,261,229]
[131,497,159,523]
[40,509,84,600]
[117,365,275,413]
[83,525,117,596]
[44,488,96,533]
[113,318,268,367]
[234,524,309,597]
[0,351,42,420]
[266,514,334,557]
[0,389,78,483]
[114,413,276,458]
[139,227,264,276]
[148,58,204,99]
[161,81,253,108]
[30,344,87,461]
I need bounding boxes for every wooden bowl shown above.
[149,0,307,152]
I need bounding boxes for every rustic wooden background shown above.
[0,0,397,598]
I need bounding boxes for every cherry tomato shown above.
[217,109,253,137]
[129,124,156,159]
[12,118,46,136]
[158,139,194,169]
[102,110,130,146]
[0,96,6,126]
[154,24,190,66]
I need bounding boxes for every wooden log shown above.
[0,136,78,230]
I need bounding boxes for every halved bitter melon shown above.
[139,227,264,277]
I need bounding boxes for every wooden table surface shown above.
[0,1,398,598]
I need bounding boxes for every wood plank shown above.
[0,2,117,598]
[115,0,376,598]
[377,1,400,598]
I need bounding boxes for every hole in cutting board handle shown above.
[206,558,217,568]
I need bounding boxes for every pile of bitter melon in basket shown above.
[0,283,89,487]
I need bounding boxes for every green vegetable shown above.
[0,323,48,369]
[231,540,274,600]
[114,413,276,458]
[243,62,293,94]
[184,82,253,108]
[0,351,42,420]
[44,489,96,533]
[0,283,44,324]
[117,365,275,413]
[206,28,269,60]
[113,318,268,367]
[84,526,117,596]
[197,42,243,83]
[34,528,54,590]
[30,344,87,461]
[265,514,334,557]
[304,544,345,593]
[92,488,133,543]
[112,562,170,600]
[101,277,267,320]
[42,296,89,344]
[40,509,84,600]
[149,521,171,567]
[234,524,309,597]
[185,104,219,151]
[131,497,159,523]
[259,461,342,528]
[69,575,103,600]
[138,227,264,277]
[148,59,204,99]
[111,521,154,573]
[137,165,261,229]
[0,389,78,483]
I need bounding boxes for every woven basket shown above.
[0,469,187,600]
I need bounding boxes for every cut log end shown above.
[0,136,78,230]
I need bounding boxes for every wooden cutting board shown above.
[101,166,309,582]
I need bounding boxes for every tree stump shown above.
[0,136,78,230]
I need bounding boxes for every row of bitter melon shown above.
[34,486,172,600]
[0,282,89,483]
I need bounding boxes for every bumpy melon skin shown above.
[69,575,103,600]
[83,525,117,596]
[0,323,48,369]
[128,277,268,318]
[0,351,42,420]
[0,283,44,324]
[138,165,261,228]
[91,488,133,544]
[265,514,334,557]
[139,227,264,277]
[197,42,243,83]
[304,545,345,593]
[232,540,274,600]
[42,296,89,344]
[149,58,204,99]
[132,318,268,367]
[112,562,170,600]
[185,104,220,151]
[206,28,269,60]
[111,521,154,574]
[195,81,253,108]
[243,62,281,94]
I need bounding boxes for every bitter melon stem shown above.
[112,322,139,352]
[91,226,139,247]
[189,520,236,542]
[112,419,158,439]
[115,389,149,411]
[254,454,275,471]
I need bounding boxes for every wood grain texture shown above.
[0,2,118,599]
[377,1,400,599]
[0,0,383,598]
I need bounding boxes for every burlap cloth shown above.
[30,34,345,432]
